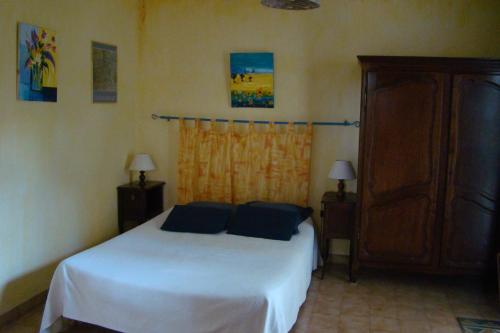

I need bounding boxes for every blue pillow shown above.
[227,205,298,241]
[161,205,231,234]
[188,201,237,226]
[187,201,235,212]
[245,201,313,234]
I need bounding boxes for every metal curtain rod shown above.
[151,114,360,128]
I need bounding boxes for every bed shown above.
[40,208,318,333]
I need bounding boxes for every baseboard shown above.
[0,290,47,327]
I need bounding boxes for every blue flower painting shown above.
[230,53,274,108]
[17,23,57,102]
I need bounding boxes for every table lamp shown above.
[328,160,356,200]
[129,154,156,187]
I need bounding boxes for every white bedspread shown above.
[40,209,317,333]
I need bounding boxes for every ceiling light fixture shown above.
[261,0,320,10]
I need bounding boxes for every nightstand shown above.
[117,181,165,233]
[320,191,357,281]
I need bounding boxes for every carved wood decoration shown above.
[355,56,500,277]
[359,71,445,265]
[441,74,500,270]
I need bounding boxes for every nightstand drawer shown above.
[117,181,165,233]
[324,203,355,238]
[118,190,145,220]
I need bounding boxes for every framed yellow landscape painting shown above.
[230,52,274,108]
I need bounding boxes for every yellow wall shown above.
[136,0,500,256]
[0,0,139,315]
[1,0,500,317]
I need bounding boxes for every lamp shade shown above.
[129,154,156,172]
[328,160,356,180]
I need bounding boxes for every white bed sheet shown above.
[40,209,318,333]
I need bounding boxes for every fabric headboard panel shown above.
[177,119,313,206]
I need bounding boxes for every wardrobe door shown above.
[358,71,448,266]
[441,74,500,270]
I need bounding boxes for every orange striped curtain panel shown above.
[177,119,313,206]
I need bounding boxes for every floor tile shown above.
[397,305,427,321]
[338,314,370,332]
[307,312,339,332]
[477,304,500,320]
[428,324,462,333]
[400,319,431,333]
[369,316,400,332]
[425,309,458,326]
[370,304,398,320]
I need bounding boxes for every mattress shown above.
[40,209,318,333]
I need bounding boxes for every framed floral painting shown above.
[17,23,57,102]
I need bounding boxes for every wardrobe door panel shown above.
[442,74,500,270]
[359,71,447,265]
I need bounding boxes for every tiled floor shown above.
[2,265,499,333]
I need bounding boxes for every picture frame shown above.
[230,52,274,108]
[92,41,117,103]
[17,22,57,102]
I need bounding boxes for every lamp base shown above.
[336,179,346,201]
[139,171,146,187]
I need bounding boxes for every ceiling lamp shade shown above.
[261,0,320,10]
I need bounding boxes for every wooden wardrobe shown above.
[353,56,500,277]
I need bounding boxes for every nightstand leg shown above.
[349,265,357,283]
[321,239,330,280]
[348,239,356,283]
[118,220,124,234]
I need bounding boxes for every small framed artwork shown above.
[230,52,274,108]
[92,41,117,103]
[17,22,57,102]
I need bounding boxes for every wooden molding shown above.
[0,290,47,327]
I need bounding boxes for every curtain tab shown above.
[306,122,313,135]
[248,120,255,132]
